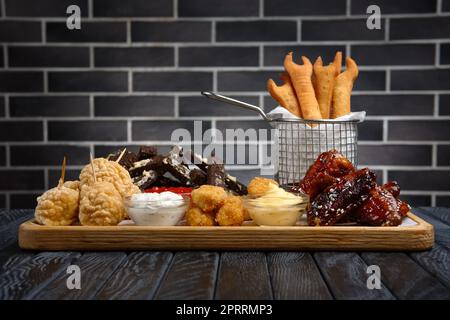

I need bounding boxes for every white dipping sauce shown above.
[126,192,187,226]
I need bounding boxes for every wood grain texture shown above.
[28,252,127,299]
[0,252,79,299]
[155,252,219,300]
[413,208,450,249]
[0,209,33,227]
[215,252,273,300]
[0,211,33,250]
[361,252,450,299]
[410,243,450,289]
[314,252,395,300]
[267,252,333,300]
[18,212,434,251]
[95,252,172,300]
[420,207,450,226]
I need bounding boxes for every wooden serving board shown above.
[18,212,434,251]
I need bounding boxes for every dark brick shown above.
[5,0,88,17]
[0,21,41,42]
[179,47,259,67]
[218,71,279,91]
[217,21,297,42]
[444,0,450,11]
[437,145,450,166]
[265,0,346,16]
[10,145,90,166]
[351,0,436,14]
[390,17,450,40]
[179,96,260,117]
[95,96,174,117]
[9,46,89,68]
[0,194,5,208]
[359,121,383,141]
[0,49,3,68]
[0,72,43,93]
[302,19,384,41]
[352,44,435,66]
[354,71,385,91]
[132,22,211,42]
[9,96,90,117]
[95,47,174,67]
[436,196,450,207]
[179,0,259,17]
[388,170,450,191]
[47,22,127,43]
[133,72,212,92]
[48,169,80,187]
[392,69,450,91]
[94,145,140,158]
[211,143,260,165]
[388,120,450,141]
[48,71,128,92]
[439,94,450,115]
[0,98,4,117]
[10,193,40,209]
[94,0,172,17]
[215,120,272,141]
[359,145,432,166]
[0,146,5,166]
[48,121,127,141]
[352,94,434,116]
[0,170,45,191]
[0,121,43,141]
[132,120,211,141]
[399,195,431,207]
[440,43,450,65]
[264,45,346,66]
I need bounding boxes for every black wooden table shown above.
[0,207,449,300]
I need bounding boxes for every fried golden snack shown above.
[267,73,302,117]
[331,57,359,119]
[35,183,80,226]
[313,56,340,118]
[333,51,342,75]
[216,196,245,226]
[191,185,228,213]
[79,181,125,226]
[63,180,80,191]
[79,158,140,199]
[247,177,278,197]
[185,206,216,226]
[284,53,322,121]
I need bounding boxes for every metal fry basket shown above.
[201,92,363,186]
[271,118,362,186]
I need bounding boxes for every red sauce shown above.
[144,186,193,195]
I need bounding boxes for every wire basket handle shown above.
[201,91,270,121]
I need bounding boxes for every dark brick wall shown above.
[1,0,449,208]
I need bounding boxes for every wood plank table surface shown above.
[0,207,449,300]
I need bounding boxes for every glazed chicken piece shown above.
[307,168,376,226]
[293,149,355,200]
[355,181,410,226]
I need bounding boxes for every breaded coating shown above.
[216,196,245,226]
[79,181,125,226]
[247,177,278,197]
[63,180,80,191]
[186,206,216,226]
[35,185,79,226]
[79,158,140,199]
[191,185,228,213]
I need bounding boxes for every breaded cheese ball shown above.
[79,181,125,226]
[247,177,278,197]
[35,182,80,226]
[216,196,245,226]
[79,158,140,199]
[185,206,216,226]
[63,180,80,191]
[191,185,228,213]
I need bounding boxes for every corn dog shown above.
[284,52,322,121]
[313,56,339,118]
[331,57,359,119]
[267,72,302,117]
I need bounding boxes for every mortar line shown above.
[88,0,93,18]
[1,0,5,17]
[346,0,351,16]
[3,45,7,68]
[437,0,443,14]
[434,94,440,116]
[259,0,264,17]
[432,143,438,167]
[4,94,9,118]
[384,18,390,41]
[435,42,440,66]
